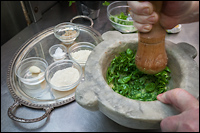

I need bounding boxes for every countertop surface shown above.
[1,1,199,132]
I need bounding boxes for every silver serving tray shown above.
[7,24,103,123]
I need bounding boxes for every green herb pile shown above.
[109,12,133,25]
[106,48,171,101]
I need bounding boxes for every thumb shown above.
[157,88,199,112]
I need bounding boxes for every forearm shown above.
[180,1,199,24]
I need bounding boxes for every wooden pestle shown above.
[135,1,168,74]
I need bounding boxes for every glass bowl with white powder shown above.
[49,44,67,61]
[45,60,82,91]
[68,42,95,66]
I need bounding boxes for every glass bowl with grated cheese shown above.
[45,59,82,91]
[68,42,95,67]
[54,22,80,45]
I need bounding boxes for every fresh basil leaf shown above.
[126,48,133,57]
[145,83,155,92]
[68,1,75,6]
[102,1,110,6]
[165,66,171,72]
[118,74,132,84]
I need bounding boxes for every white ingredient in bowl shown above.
[71,50,92,63]
[29,66,41,73]
[50,67,79,87]
[53,47,65,59]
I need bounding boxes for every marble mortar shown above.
[75,31,199,129]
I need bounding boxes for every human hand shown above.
[127,1,199,32]
[157,88,199,132]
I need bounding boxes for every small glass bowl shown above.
[45,60,83,91]
[54,22,80,45]
[107,1,137,33]
[68,42,95,66]
[15,57,48,85]
[49,44,67,61]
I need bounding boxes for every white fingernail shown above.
[143,25,151,32]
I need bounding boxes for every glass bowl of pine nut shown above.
[54,22,80,45]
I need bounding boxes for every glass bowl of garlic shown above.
[15,57,48,85]
[68,42,95,67]
[54,22,80,45]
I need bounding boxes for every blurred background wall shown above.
[1,1,58,46]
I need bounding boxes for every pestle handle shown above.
[139,1,166,43]
[136,1,168,74]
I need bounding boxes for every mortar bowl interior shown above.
[100,41,179,93]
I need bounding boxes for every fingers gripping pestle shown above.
[135,1,168,74]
